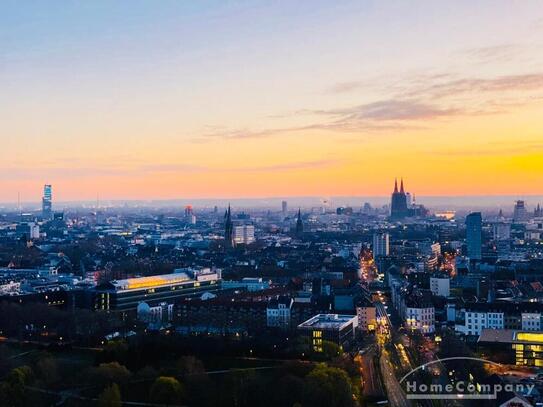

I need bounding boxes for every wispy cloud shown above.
[237,159,338,172]
[325,81,365,94]
[198,127,281,141]
[313,100,462,121]
[140,160,338,173]
[194,99,460,142]
[138,164,206,173]
[401,72,543,99]
[193,69,543,143]
[0,166,133,180]
[461,44,522,63]
[192,97,495,142]
[532,18,543,31]
[293,99,468,134]
[421,139,543,157]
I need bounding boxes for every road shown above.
[374,301,411,406]
[359,262,419,406]
[380,348,411,407]
[360,267,464,407]
[357,344,385,399]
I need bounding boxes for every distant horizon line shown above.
[2,193,543,208]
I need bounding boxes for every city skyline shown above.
[4,180,543,212]
[2,1,543,202]
[5,178,543,212]
[3,3,543,406]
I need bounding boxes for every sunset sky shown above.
[1,1,543,202]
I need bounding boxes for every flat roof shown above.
[112,273,192,290]
[478,329,515,343]
[298,314,357,330]
[109,271,219,291]
[478,329,543,344]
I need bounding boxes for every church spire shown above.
[400,178,405,194]
[394,178,398,193]
[224,204,233,248]
[295,208,304,236]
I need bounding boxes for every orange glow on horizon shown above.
[1,3,543,202]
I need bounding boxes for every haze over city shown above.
[2,3,543,407]
[2,1,543,202]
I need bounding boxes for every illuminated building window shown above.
[517,333,543,342]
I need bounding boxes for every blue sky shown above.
[1,1,542,201]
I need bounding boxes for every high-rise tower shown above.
[42,184,52,220]
[513,200,528,223]
[465,212,482,261]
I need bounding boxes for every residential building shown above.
[430,275,450,297]
[454,302,543,336]
[266,295,293,329]
[521,313,542,331]
[404,290,435,334]
[233,225,255,245]
[222,277,270,292]
[355,297,377,332]
[298,314,358,351]
[493,222,511,241]
[372,232,390,257]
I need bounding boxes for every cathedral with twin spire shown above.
[390,178,409,220]
[390,178,428,220]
